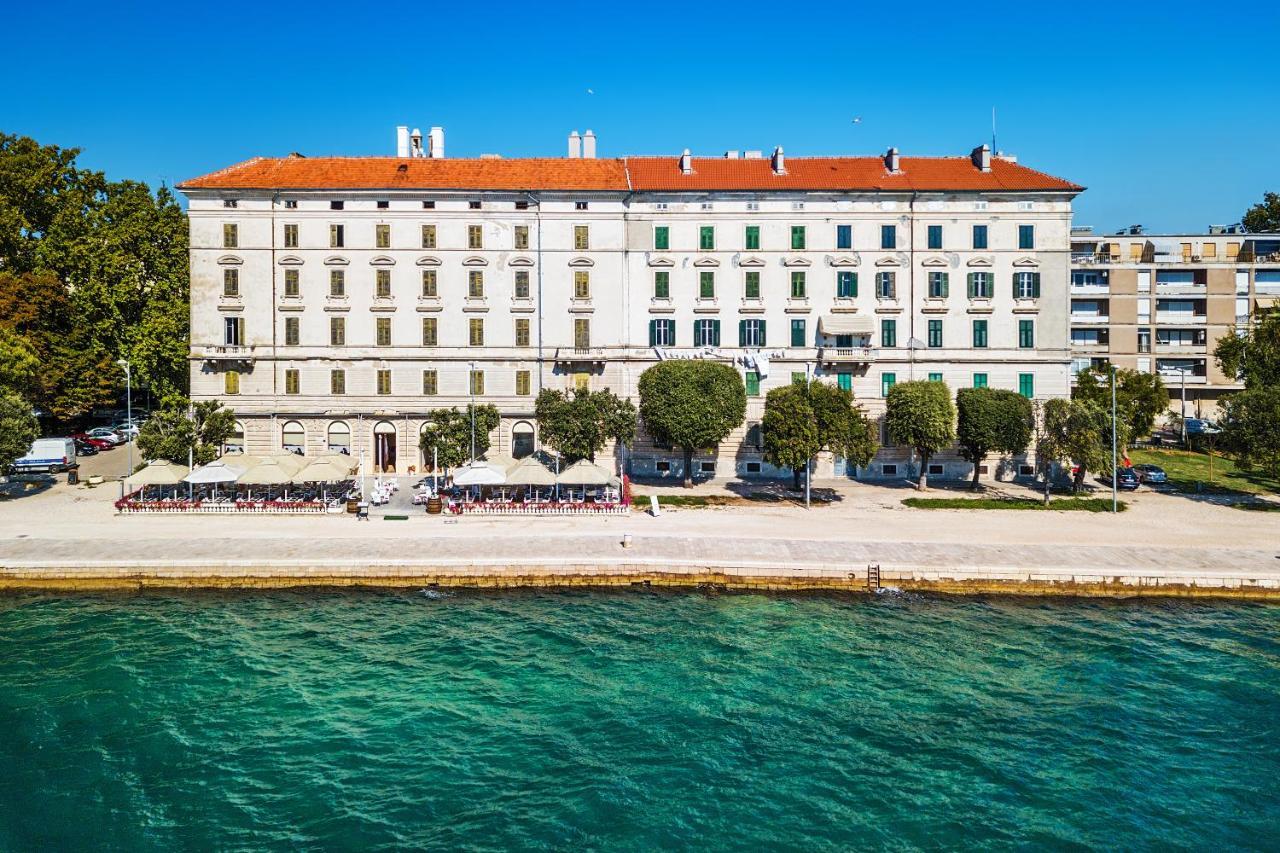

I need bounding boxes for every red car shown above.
[71,433,115,451]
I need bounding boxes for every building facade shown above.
[179,130,1082,481]
[1069,227,1280,418]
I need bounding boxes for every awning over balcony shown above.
[1256,296,1278,311]
[818,315,875,336]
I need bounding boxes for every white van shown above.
[12,437,77,474]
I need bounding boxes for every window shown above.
[790,270,806,299]
[468,270,484,299]
[928,271,949,298]
[330,201,344,210]
[467,225,482,249]
[329,269,345,297]
[331,369,346,395]
[284,200,298,209]
[928,372,943,383]
[223,268,239,297]
[745,370,760,396]
[701,203,713,211]
[376,317,391,346]
[876,271,896,299]
[745,225,760,250]
[1018,224,1035,250]
[512,225,529,249]
[284,316,299,346]
[654,270,670,299]
[1019,373,1035,398]
[972,320,988,348]
[574,318,590,348]
[927,225,942,250]
[744,271,760,299]
[790,319,806,347]
[376,268,391,298]
[377,369,391,395]
[422,370,438,395]
[968,272,993,299]
[699,271,715,299]
[574,225,589,250]
[791,371,806,385]
[329,224,344,248]
[791,226,806,250]
[224,316,243,346]
[422,317,437,346]
[329,317,345,345]
[972,225,988,250]
[1015,271,1041,299]
[422,200,435,209]
[224,370,240,395]
[516,370,531,396]
[513,201,527,210]
[746,423,763,450]
[515,318,530,347]
[928,319,943,348]
[421,224,436,249]
[223,223,238,248]
[649,318,675,347]
[222,199,238,208]
[880,225,896,249]
[376,201,390,209]
[973,373,988,388]
[514,270,530,299]
[1137,329,1151,353]
[574,270,590,299]
[881,319,897,348]
[421,270,437,297]
[694,318,720,347]
[469,318,484,346]
[574,372,591,391]
[375,223,390,248]
[837,373,852,392]
[654,226,669,251]
[699,226,715,251]
[1019,320,1034,349]
[284,369,299,395]
[469,201,482,210]
[836,224,852,250]
[284,223,298,248]
[836,271,857,298]
[284,268,299,297]
[881,372,896,397]
[740,319,766,347]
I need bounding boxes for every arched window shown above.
[327,421,351,455]
[224,421,245,453]
[373,420,397,473]
[512,421,536,459]
[282,421,306,454]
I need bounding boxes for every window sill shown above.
[693,299,720,314]
[831,298,859,313]
[416,296,443,313]
[1013,298,1040,314]
[966,299,994,314]
[370,298,397,313]
[784,298,811,314]
[569,299,594,314]
[649,298,675,314]
[922,299,948,314]
[511,297,535,313]
[738,298,765,315]
[462,299,489,313]
[874,299,902,313]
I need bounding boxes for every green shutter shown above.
[694,320,701,345]
[712,319,721,347]
[850,272,857,297]
[1032,272,1041,298]
[940,273,949,297]
[738,320,746,347]
[758,319,767,347]
[967,272,976,299]
[649,319,656,347]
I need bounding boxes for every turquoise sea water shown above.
[1,590,1278,850]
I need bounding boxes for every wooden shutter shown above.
[649,319,656,347]
[967,273,976,299]
[1032,273,1041,298]
[940,273,949,298]
[694,320,702,345]
[738,320,746,347]
[712,320,721,347]
[758,320,766,347]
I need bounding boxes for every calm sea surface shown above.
[0,589,1277,850]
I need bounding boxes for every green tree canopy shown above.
[1217,385,1280,478]
[956,387,1033,489]
[638,361,746,487]
[534,387,636,463]
[885,380,956,490]
[1242,191,1280,233]
[136,396,237,466]
[1216,309,1280,391]
[418,405,502,472]
[1072,367,1167,443]
[0,392,39,472]
[762,381,878,489]
[1038,398,1125,494]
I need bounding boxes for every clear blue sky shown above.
[4,0,1276,233]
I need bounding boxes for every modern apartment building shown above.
[178,127,1082,481]
[1069,227,1280,418]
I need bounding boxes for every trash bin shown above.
[67,469,79,486]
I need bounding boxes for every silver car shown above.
[1132,464,1167,484]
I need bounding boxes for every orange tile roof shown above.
[179,154,1081,193]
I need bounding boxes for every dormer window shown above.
[284,200,298,209]
[330,201,344,210]
[575,201,589,211]
[223,199,238,208]
[469,201,482,210]
[422,200,435,209]
[376,200,389,210]
[515,201,529,210]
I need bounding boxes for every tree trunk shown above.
[1043,464,1051,506]
[917,452,929,491]
[682,447,694,488]
[971,456,982,491]
[1072,465,1085,494]
[792,467,802,491]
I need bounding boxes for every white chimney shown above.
[971,143,991,172]
[428,127,444,159]
[582,129,596,159]
[884,146,900,174]
[679,149,693,175]
[771,146,786,175]
[724,150,740,159]
[568,130,581,159]
[396,126,410,158]
[410,128,424,158]
[743,150,763,159]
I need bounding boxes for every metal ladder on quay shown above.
[866,563,881,593]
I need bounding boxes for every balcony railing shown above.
[1070,314,1110,325]
[201,345,255,360]
[818,346,877,364]
[1155,312,1207,324]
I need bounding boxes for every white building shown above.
[179,127,1082,481]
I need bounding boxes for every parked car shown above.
[1100,467,1141,490]
[11,437,77,474]
[111,422,141,439]
[1132,464,1167,485]
[73,439,100,456]
[86,427,125,445]
[71,433,115,451]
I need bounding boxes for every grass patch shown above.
[1233,502,1280,512]
[903,496,1125,512]
[1128,448,1279,496]
[631,493,740,508]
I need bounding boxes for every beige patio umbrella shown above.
[127,460,190,485]
[215,452,263,474]
[295,457,358,483]
[556,459,616,486]
[480,451,518,473]
[505,456,557,486]
[237,458,299,485]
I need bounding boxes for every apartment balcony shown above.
[1070,314,1110,326]
[554,346,608,365]
[817,345,877,365]
[1071,343,1110,354]
[1070,283,1110,295]
[1155,312,1206,325]
[1154,282,1207,296]
[1071,253,1115,265]
[1154,343,1208,355]
[1157,370,1208,385]
[199,345,256,363]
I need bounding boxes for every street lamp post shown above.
[116,359,132,480]
[468,360,477,465]
[1179,367,1189,449]
[1110,364,1118,514]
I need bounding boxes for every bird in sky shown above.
[852,116,862,124]
[586,88,594,95]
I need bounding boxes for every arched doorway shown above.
[282,421,306,455]
[512,421,536,459]
[224,421,245,454]
[373,421,397,472]
[327,421,351,455]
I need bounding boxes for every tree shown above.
[638,361,746,487]
[1242,191,1280,233]
[136,396,237,465]
[884,380,955,490]
[1216,310,1280,390]
[956,387,1033,490]
[0,393,39,472]
[418,405,501,472]
[534,387,636,463]
[1217,386,1280,478]
[0,326,39,399]
[762,381,878,490]
[1039,398,1116,494]
[1072,367,1167,443]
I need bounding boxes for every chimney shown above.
[410,128,424,158]
[582,129,596,159]
[884,146,900,174]
[724,150,739,159]
[396,126,410,158]
[679,149,693,175]
[771,145,786,175]
[428,127,444,158]
[568,130,581,158]
[971,143,991,172]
